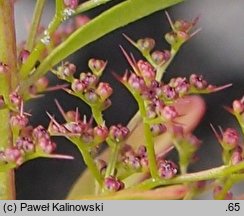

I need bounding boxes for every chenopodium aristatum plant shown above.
[0,0,244,200]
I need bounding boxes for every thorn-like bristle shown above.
[165,11,175,31]
[210,123,221,141]
[46,84,69,92]
[122,33,137,47]
[211,83,232,92]
[119,45,139,74]
[54,99,67,121]
[46,112,60,128]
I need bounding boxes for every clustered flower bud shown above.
[64,60,112,109]
[222,128,239,150]
[10,114,29,129]
[9,91,22,107]
[151,50,171,65]
[120,144,148,170]
[211,125,244,165]
[157,159,178,179]
[56,62,76,81]
[109,124,129,143]
[137,38,155,53]
[88,58,107,77]
[232,96,244,114]
[0,123,56,167]
[165,13,199,46]
[137,60,156,84]
[104,176,124,192]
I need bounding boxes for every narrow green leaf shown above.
[21,0,184,90]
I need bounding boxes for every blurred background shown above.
[14,0,244,199]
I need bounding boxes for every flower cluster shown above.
[120,145,148,171]
[53,59,111,111]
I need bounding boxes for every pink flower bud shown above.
[158,159,178,179]
[19,49,30,64]
[9,91,22,107]
[137,145,147,158]
[38,137,56,154]
[88,58,107,77]
[32,125,50,140]
[95,82,113,101]
[222,128,239,150]
[93,125,109,142]
[150,124,167,136]
[232,99,244,114]
[151,50,171,65]
[137,38,155,52]
[128,73,146,92]
[5,147,23,166]
[109,124,129,143]
[174,20,192,32]
[80,72,98,88]
[63,62,76,77]
[63,0,79,9]
[161,105,178,120]
[104,176,124,192]
[64,122,84,134]
[137,60,155,83]
[71,79,86,92]
[65,110,80,122]
[162,85,177,100]
[10,114,28,128]
[84,90,99,104]
[231,149,243,165]
[169,77,189,95]
[189,74,208,90]
[124,155,141,170]
[16,137,35,153]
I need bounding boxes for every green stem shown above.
[75,0,114,15]
[72,138,103,186]
[91,107,104,125]
[0,0,17,200]
[26,0,46,51]
[136,161,244,190]
[105,144,120,177]
[20,0,183,92]
[20,0,65,79]
[137,96,158,179]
